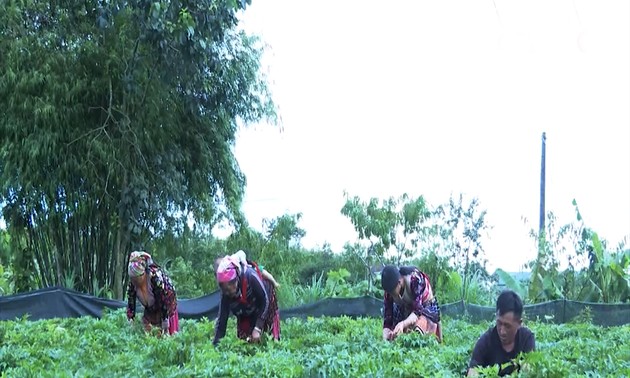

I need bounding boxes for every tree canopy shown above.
[0,0,276,298]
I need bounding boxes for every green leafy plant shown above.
[495,268,528,300]
[0,264,14,295]
[526,200,630,304]
[0,311,628,377]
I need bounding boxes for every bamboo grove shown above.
[0,0,276,298]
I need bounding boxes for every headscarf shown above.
[128,251,153,278]
[216,255,239,283]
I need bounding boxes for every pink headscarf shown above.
[216,255,239,283]
[128,251,153,277]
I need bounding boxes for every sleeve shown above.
[522,330,536,352]
[248,269,270,330]
[409,273,427,317]
[150,269,174,321]
[468,331,489,369]
[212,295,230,345]
[383,292,394,330]
[126,281,136,320]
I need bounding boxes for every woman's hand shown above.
[393,321,407,336]
[382,328,394,341]
[250,327,262,343]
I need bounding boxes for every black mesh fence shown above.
[1,287,628,326]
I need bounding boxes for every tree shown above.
[257,212,306,274]
[262,212,306,249]
[439,194,490,301]
[526,200,630,303]
[341,192,433,291]
[225,212,316,285]
[0,0,275,298]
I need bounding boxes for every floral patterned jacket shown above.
[383,267,439,329]
[126,264,177,322]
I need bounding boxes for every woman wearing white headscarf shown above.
[212,252,281,345]
[126,251,179,335]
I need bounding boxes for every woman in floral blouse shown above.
[126,251,179,335]
[381,265,442,343]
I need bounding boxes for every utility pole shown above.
[539,132,547,235]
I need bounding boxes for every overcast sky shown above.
[220,0,630,273]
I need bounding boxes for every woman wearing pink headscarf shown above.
[126,251,179,335]
[212,254,281,346]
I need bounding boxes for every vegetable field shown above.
[1,312,628,377]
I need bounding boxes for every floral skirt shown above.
[392,298,442,343]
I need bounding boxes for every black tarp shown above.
[0,287,224,321]
[281,296,383,319]
[563,300,630,326]
[0,287,124,320]
[1,287,629,326]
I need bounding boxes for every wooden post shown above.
[539,132,547,235]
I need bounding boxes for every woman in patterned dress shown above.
[126,251,179,335]
[381,265,443,343]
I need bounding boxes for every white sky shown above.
[0,1,624,274]
[226,0,630,273]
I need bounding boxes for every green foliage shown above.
[463,270,496,306]
[325,268,352,296]
[0,232,23,293]
[262,213,306,249]
[135,212,369,301]
[0,264,14,295]
[527,212,575,302]
[584,232,629,303]
[341,192,432,265]
[0,312,628,377]
[342,193,492,304]
[527,200,630,303]
[495,268,528,300]
[11,241,36,293]
[0,0,275,298]
[277,272,326,308]
[103,203,497,306]
[439,195,491,301]
[275,268,370,309]
[437,271,464,304]
[146,227,226,298]
[164,256,218,298]
[570,306,593,325]
[410,252,496,306]
[0,231,9,267]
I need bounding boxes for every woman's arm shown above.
[126,281,136,320]
[383,293,395,330]
[248,269,270,330]
[213,295,230,345]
